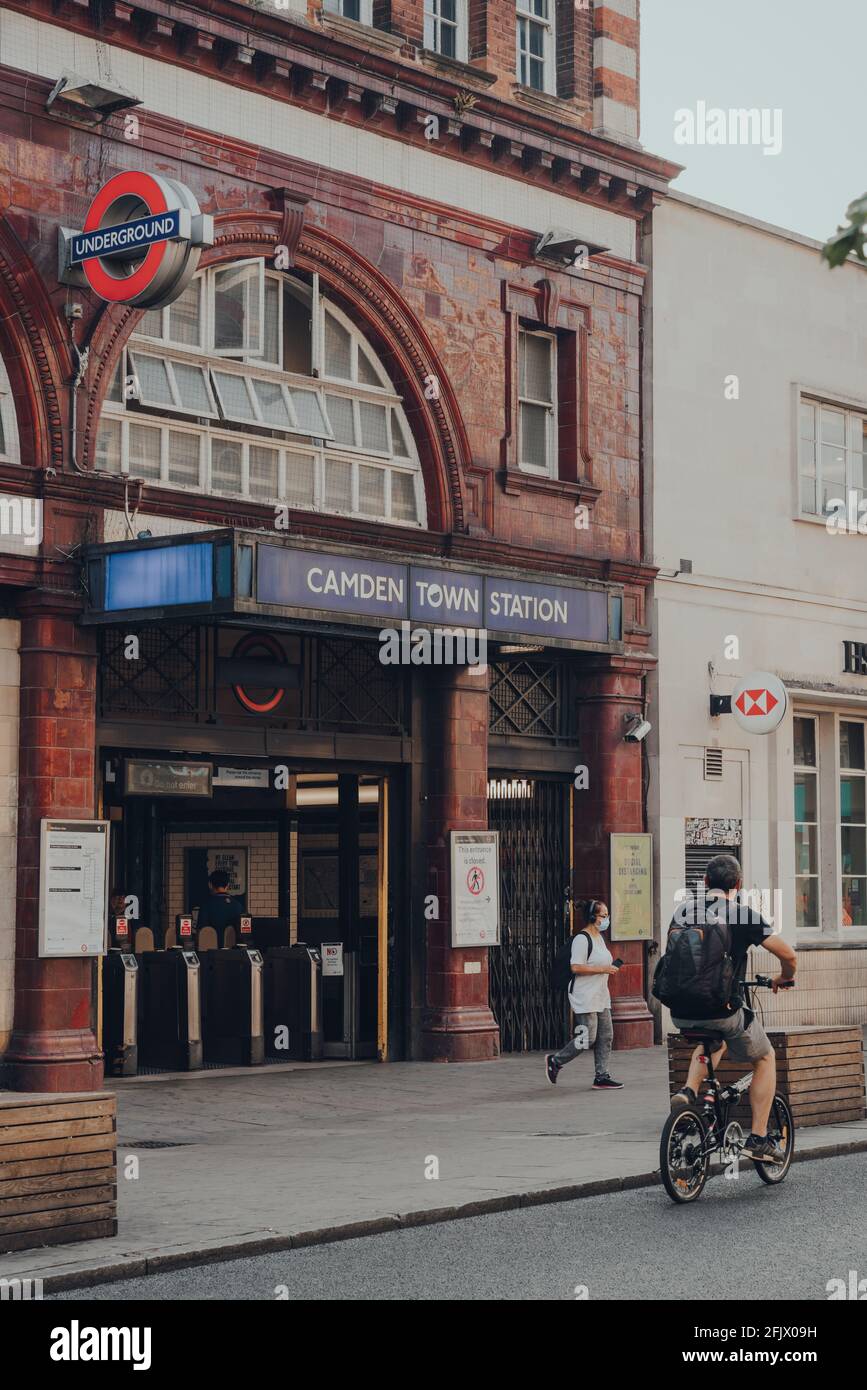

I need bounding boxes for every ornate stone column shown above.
[421,663,500,1061]
[4,590,101,1091]
[573,657,654,1049]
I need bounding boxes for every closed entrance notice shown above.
[450,832,500,946]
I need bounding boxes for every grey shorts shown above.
[671,1008,772,1064]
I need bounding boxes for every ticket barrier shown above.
[200,946,265,1066]
[103,950,139,1077]
[138,949,203,1071]
[263,944,323,1061]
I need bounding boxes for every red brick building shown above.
[0,0,677,1090]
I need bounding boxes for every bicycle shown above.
[659,977,795,1204]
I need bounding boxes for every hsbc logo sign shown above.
[734,687,780,718]
[729,672,788,734]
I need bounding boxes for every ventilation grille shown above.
[704,747,724,780]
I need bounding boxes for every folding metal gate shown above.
[488,779,571,1053]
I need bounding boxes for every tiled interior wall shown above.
[755,945,867,1028]
[0,620,19,1054]
[165,830,279,934]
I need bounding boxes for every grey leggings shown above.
[552,1009,613,1078]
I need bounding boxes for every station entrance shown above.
[100,756,393,1071]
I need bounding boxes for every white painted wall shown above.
[649,195,867,1025]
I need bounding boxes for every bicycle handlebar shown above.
[743,975,795,990]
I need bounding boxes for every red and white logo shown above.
[734,687,779,717]
[467,867,485,895]
[731,671,788,735]
[61,170,213,309]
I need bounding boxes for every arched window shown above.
[95,264,427,527]
[0,353,20,464]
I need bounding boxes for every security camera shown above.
[624,714,652,743]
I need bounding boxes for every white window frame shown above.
[128,350,219,420]
[103,266,427,527]
[516,0,556,96]
[323,0,374,24]
[209,258,267,360]
[517,327,558,477]
[798,393,867,524]
[839,717,867,931]
[0,353,20,464]
[424,0,468,62]
[793,714,821,933]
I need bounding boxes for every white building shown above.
[646,191,867,1029]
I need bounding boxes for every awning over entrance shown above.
[82,528,624,653]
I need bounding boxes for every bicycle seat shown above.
[679,1029,727,1042]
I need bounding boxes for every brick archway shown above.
[0,221,70,472]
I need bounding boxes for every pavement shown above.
[2,1044,866,1293]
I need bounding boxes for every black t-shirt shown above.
[196,892,242,933]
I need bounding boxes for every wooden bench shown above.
[668,1025,866,1128]
[0,1091,117,1254]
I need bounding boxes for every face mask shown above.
[598,917,610,931]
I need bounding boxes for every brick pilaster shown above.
[4,590,101,1092]
[422,664,500,1061]
[593,0,640,144]
[555,0,594,106]
[573,658,653,1048]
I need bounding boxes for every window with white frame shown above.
[518,328,557,475]
[424,0,468,61]
[793,715,820,931]
[0,353,20,464]
[95,265,426,528]
[840,719,866,928]
[323,0,373,24]
[516,0,556,94]
[799,397,867,521]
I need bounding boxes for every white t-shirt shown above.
[568,930,612,1014]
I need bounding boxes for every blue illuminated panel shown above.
[104,542,214,611]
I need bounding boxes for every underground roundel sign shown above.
[731,671,788,735]
[60,171,214,309]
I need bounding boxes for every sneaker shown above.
[743,1132,785,1164]
[670,1086,697,1111]
[592,1074,623,1089]
[545,1055,561,1086]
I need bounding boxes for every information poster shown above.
[38,820,110,958]
[206,848,248,895]
[610,833,653,942]
[450,831,500,947]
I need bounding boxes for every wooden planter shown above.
[668,1026,866,1128]
[0,1092,117,1254]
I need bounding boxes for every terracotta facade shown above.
[0,0,676,1087]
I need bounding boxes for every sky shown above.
[640,0,866,243]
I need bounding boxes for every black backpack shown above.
[652,899,735,1017]
[550,931,591,992]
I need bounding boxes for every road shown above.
[53,1152,866,1301]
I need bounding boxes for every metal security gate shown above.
[488,779,571,1053]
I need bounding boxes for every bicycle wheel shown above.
[754,1094,795,1185]
[660,1107,710,1204]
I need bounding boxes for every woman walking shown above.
[546,898,623,1089]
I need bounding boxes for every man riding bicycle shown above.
[666,854,796,1164]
